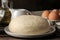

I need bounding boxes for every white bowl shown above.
[56,22,60,29]
[48,20,60,26]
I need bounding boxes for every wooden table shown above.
[0,30,60,40]
[0,36,60,40]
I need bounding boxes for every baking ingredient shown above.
[48,9,59,20]
[9,15,50,35]
[41,10,50,19]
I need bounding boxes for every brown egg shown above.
[41,10,50,19]
[59,10,60,16]
[58,10,60,19]
[48,9,60,20]
[59,13,60,17]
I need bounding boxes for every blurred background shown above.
[0,0,60,11]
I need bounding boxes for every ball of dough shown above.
[9,15,50,35]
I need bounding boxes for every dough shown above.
[9,15,50,35]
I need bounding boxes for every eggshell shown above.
[48,9,60,20]
[41,10,50,19]
[58,10,60,15]
[58,11,60,19]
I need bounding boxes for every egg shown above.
[58,10,60,15]
[59,13,60,17]
[58,10,60,19]
[48,9,60,20]
[41,10,50,19]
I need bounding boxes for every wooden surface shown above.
[0,37,20,40]
[0,30,60,40]
[0,36,60,40]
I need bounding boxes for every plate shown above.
[4,27,55,38]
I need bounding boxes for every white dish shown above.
[56,22,60,29]
[4,27,55,38]
[48,20,57,26]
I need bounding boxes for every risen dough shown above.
[9,15,50,35]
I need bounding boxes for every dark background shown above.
[0,0,60,11]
